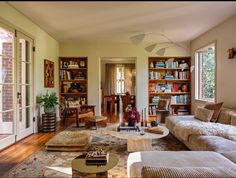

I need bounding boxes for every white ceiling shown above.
[9,1,236,43]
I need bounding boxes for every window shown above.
[195,43,216,102]
[116,66,125,94]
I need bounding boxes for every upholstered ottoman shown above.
[45,130,91,151]
[85,116,107,129]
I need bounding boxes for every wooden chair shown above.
[104,95,120,115]
[62,98,95,127]
[121,95,130,112]
[156,95,171,123]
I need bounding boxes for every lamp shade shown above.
[130,34,145,45]
[156,48,166,56]
[145,43,157,52]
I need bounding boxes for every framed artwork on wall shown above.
[44,59,54,88]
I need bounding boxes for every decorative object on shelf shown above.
[79,60,86,68]
[68,83,79,93]
[44,59,54,88]
[124,104,141,126]
[227,48,236,59]
[149,61,154,68]
[130,32,187,56]
[36,91,58,113]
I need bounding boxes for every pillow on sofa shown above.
[194,107,214,122]
[141,166,236,178]
[231,113,236,126]
[66,100,81,108]
[204,102,223,122]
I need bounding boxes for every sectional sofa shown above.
[127,106,236,177]
[166,107,236,153]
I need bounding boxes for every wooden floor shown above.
[0,113,120,176]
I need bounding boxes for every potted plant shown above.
[37,91,58,113]
[124,104,141,126]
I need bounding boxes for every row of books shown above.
[149,83,188,93]
[60,70,86,80]
[177,108,190,115]
[179,71,190,80]
[149,105,158,115]
[150,60,189,69]
[149,105,190,116]
[149,94,190,105]
[170,95,190,104]
[149,71,190,80]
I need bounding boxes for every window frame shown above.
[116,66,125,94]
[195,41,217,102]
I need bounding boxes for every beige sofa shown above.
[127,108,236,177]
[165,107,236,153]
[127,151,236,177]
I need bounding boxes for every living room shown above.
[1,1,236,177]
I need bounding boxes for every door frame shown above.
[0,21,35,150]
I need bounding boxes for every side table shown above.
[42,113,56,132]
[72,153,119,178]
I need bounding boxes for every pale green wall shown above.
[60,41,190,115]
[0,2,59,131]
[190,14,236,112]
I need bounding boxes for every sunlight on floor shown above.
[46,166,72,175]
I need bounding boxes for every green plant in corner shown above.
[36,91,58,113]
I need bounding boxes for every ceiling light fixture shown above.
[130,32,187,56]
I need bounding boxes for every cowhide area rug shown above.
[4,124,188,178]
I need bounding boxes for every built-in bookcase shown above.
[148,56,191,117]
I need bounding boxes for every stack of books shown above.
[85,150,109,165]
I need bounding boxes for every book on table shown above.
[85,150,109,165]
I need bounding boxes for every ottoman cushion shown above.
[87,116,107,122]
[45,130,91,151]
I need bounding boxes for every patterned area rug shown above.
[4,124,189,178]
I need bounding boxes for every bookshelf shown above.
[148,56,191,117]
[59,57,88,107]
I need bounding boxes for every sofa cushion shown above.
[141,166,236,178]
[204,102,223,122]
[221,151,236,164]
[165,115,201,134]
[194,107,214,122]
[127,151,236,178]
[188,135,236,152]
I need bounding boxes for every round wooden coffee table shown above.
[72,153,119,178]
[107,124,169,152]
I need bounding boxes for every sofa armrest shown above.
[221,151,236,164]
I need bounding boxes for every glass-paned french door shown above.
[0,22,34,150]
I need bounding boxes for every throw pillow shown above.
[158,99,170,110]
[204,102,223,122]
[67,100,81,108]
[194,107,214,122]
[231,113,236,126]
